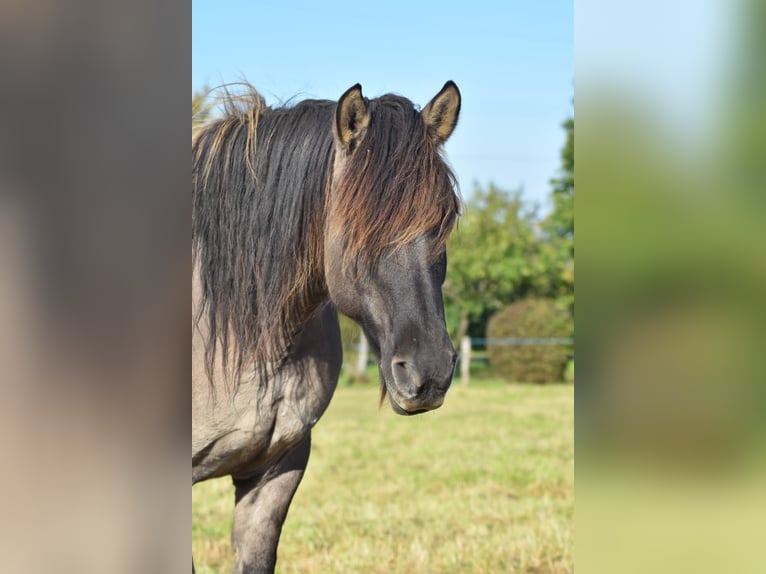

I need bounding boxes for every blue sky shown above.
[193,1,573,212]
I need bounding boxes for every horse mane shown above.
[193,86,335,386]
[192,84,460,388]
[328,94,461,268]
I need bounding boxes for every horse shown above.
[192,80,462,573]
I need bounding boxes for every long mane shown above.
[192,85,460,388]
[193,87,335,385]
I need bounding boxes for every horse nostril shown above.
[394,360,408,370]
[391,357,418,379]
[450,352,458,367]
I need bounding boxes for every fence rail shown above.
[471,337,574,346]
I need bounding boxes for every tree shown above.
[540,117,574,308]
[443,116,574,345]
[444,183,543,343]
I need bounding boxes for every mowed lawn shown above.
[192,382,574,573]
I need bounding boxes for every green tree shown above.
[540,117,574,309]
[444,117,574,345]
[444,183,542,343]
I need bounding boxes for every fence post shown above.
[460,336,471,386]
[356,332,369,376]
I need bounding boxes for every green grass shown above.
[192,382,574,573]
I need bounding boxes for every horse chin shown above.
[388,397,429,416]
[383,378,443,416]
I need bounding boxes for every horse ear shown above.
[422,81,461,145]
[335,84,370,152]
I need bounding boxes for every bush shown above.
[487,298,572,383]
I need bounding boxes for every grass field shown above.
[192,381,574,573]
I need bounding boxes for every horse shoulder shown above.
[192,304,342,483]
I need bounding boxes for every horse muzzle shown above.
[385,350,457,415]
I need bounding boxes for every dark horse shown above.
[192,81,461,573]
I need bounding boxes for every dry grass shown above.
[192,382,573,573]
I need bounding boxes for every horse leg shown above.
[231,433,311,574]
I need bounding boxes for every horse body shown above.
[192,81,461,573]
[192,277,341,484]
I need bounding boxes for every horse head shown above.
[325,82,461,415]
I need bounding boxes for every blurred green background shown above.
[577,0,766,572]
